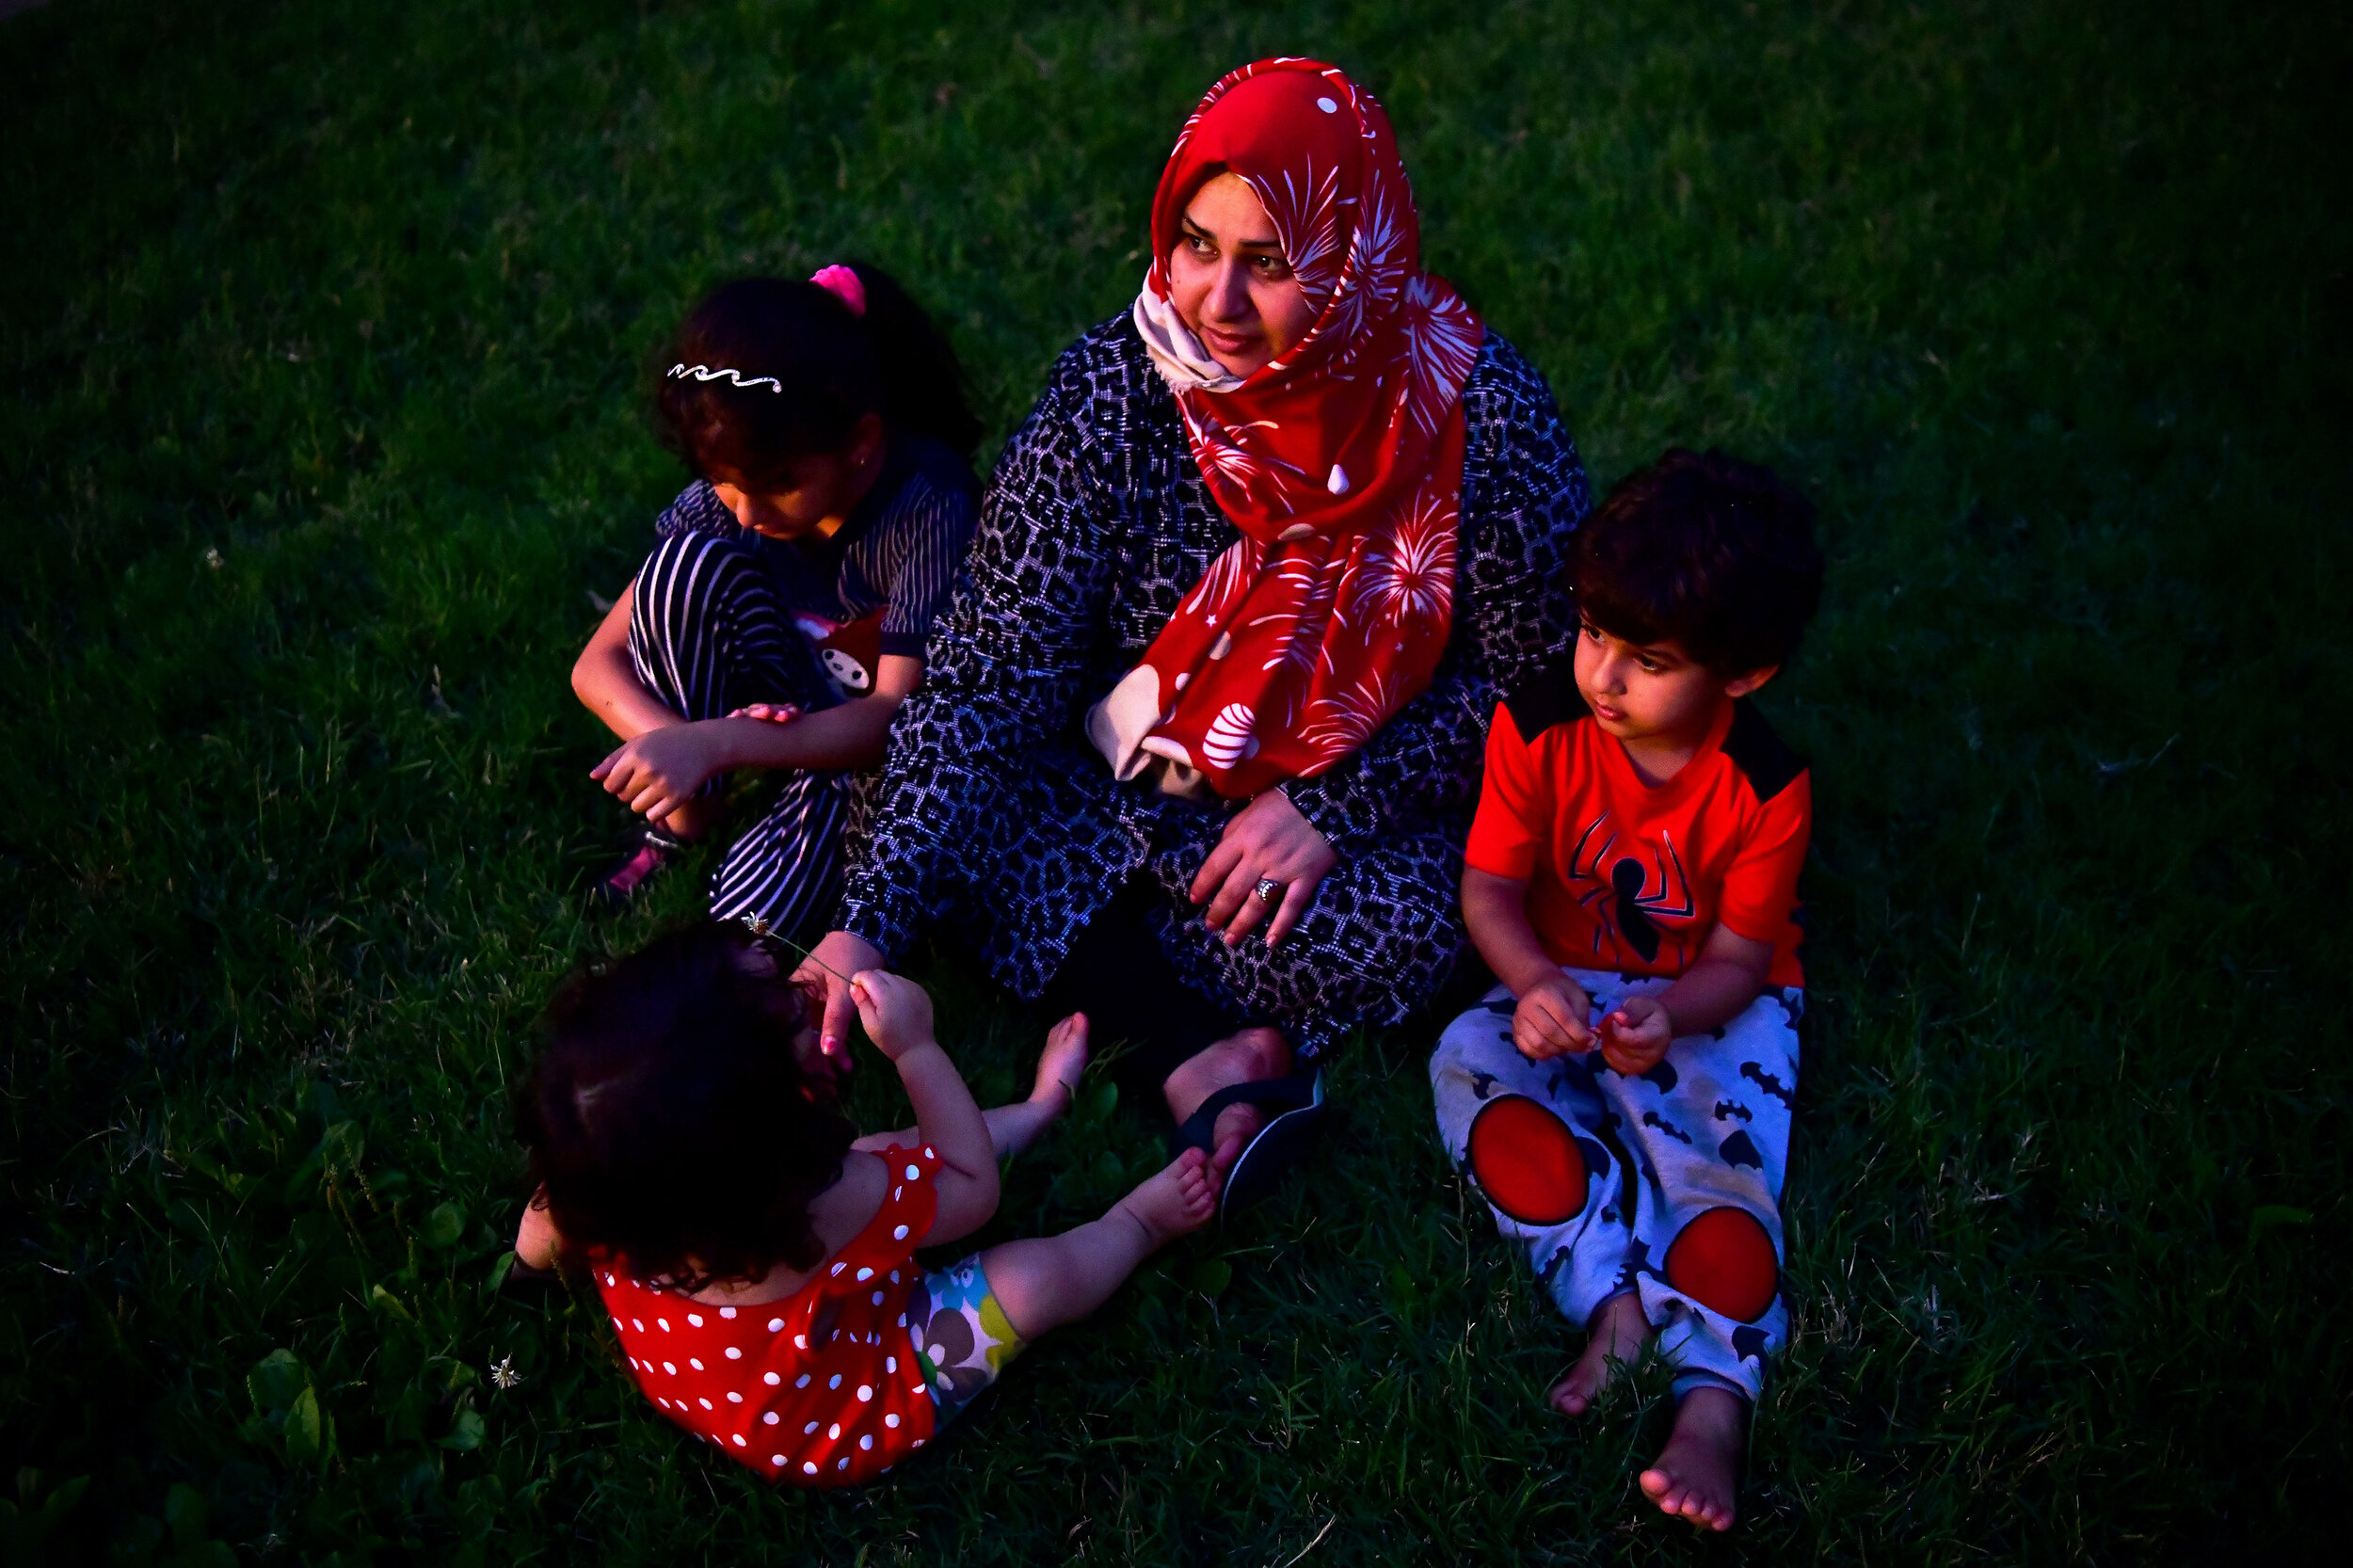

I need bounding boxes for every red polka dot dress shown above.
[594,1143,943,1487]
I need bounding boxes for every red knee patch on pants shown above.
[1663,1207,1778,1323]
[1467,1096,1587,1226]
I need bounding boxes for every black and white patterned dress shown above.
[838,315,1589,1055]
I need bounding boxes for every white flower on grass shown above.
[490,1355,520,1390]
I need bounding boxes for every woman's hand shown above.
[590,721,734,825]
[795,930,887,1070]
[1189,789,1339,949]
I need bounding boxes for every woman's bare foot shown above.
[1162,1026,1290,1152]
[1033,1013,1091,1112]
[1639,1386,1746,1531]
[1115,1146,1222,1246]
[1550,1290,1654,1416]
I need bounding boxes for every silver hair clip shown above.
[668,362,784,394]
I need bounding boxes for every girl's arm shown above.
[572,584,684,741]
[847,970,999,1245]
[701,653,924,772]
[591,656,925,826]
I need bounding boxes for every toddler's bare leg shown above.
[1640,1386,1747,1531]
[856,1014,1091,1160]
[979,1145,1224,1339]
[1549,1290,1654,1416]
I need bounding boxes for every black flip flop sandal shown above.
[1170,1067,1327,1219]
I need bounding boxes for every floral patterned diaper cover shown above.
[905,1254,1027,1426]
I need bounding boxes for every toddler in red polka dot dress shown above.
[512,921,1234,1487]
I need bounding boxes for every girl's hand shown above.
[1513,972,1594,1061]
[848,968,936,1062]
[1190,789,1339,949]
[590,721,732,824]
[1600,995,1675,1076]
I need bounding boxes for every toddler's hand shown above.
[849,968,936,1062]
[1513,973,1594,1061]
[1600,995,1674,1076]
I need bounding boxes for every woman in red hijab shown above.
[796,59,1590,1196]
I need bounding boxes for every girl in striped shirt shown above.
[572,264,981,933]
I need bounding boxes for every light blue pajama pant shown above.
[1430,968,1801,1402]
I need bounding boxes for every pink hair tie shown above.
[809,264,867,318]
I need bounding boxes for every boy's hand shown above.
[849,968,936,1062]
[591,721,731,824]
[1600,995,1675,1076]
[1513,973,1594,1061]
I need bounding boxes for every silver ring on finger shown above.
[1253,876,1285,905]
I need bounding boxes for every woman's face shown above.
[1168,171,1320,378]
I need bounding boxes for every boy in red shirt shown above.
[1430,449,1823,1532]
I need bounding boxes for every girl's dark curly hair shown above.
[513,921,855,1290]
[652,264,982,488]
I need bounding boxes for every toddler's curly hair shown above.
[514,921,855,1290]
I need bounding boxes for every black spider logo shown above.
[1566,812,1694,966]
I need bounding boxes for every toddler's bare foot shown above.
[1033,1013,1091,1112]
[1640,1385,1746,1531]
[1115,1147,1221,1248]
[1550,1290,1653,1416]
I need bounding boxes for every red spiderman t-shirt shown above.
[1467,676,1811,989]
[592,1143,943,1488]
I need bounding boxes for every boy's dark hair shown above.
[652,264,983,488]
[1572,448,1824,675]
[513,921,855,1290]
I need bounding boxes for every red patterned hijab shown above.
[1086,58,1484,799]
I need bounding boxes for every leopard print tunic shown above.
[839,314,1590,1054]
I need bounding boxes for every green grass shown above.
[2,0,2346,1560]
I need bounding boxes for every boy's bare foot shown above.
[1163,1026,1290,1153]
[1033,1013,1091,1112]
[1115,1146,1222,1247]
[1551,1289,1653,1416]
[1640,1385,1746,1531]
